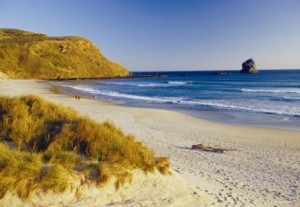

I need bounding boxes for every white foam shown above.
[242,88,300,94]
[93,90,184,103]
[63,85,100,94]
[102,82,168,87]
[98,81,199,87]
[167,81,194,85]
[61,85,184,103]
[59,84,300,117]
[179,100,300,117]
[283,96,300,100]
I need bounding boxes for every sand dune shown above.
[0,169,211,207]
[0,80,299,207]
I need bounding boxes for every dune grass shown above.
[0,95,170,200]
[0,28,129,79]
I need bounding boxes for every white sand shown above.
[1,169,211,207]
[1,80,300,207]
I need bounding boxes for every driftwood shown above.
[191,144,235,153]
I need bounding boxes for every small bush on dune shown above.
[0,95,170,200]
[155,157,171,175]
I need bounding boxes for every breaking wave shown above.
[60,85,300,117]
[242,88,300,94]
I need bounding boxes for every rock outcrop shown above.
[240,58,258,73]
[0,28,129,79]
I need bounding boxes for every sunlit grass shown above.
[0,95,170,200]
[0,28,128,79]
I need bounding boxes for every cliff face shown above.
[0,28,129,79]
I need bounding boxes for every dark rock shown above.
[240,58,258,73]
[59,44,71,53]
[130,73,167,78]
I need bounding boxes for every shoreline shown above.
[1,80,300,206]
[53,79,300,132]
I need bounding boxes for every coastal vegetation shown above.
[0,28,129,79]
[0,95,169,200]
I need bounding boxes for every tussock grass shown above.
[0,28,128,79]
[0,143,43,199]
[0,95,170,200]
[155,157,171,175]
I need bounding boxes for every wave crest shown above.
[59,84,300,117]
[242,88,300,94]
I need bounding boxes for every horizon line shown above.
[129,68,300,72]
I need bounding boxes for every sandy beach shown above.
[0,80,299,207]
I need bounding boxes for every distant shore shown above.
[1,80,300,206]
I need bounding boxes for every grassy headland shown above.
[0,95,169,200]
[0,28,129,79]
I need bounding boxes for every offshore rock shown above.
[240,58,258,73]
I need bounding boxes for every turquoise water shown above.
[56,70,300,130]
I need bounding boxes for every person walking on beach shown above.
[75,95,81,101]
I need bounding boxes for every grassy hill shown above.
[0,28,129,79]
[0,95,169,200]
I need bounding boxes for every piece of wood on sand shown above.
[191,144,236,154]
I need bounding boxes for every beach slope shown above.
[0,80,299,207]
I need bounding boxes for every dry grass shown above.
[0,95,170,200]
[155,157,171,175]
[0,143,43,199]
[0,28,129,79]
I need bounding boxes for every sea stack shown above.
[240,58,258,73]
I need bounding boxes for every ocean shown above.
[55,70,300,131]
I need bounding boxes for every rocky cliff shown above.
[0,28,129,79]
[240,58,258,73]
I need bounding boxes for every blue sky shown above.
[1,0,300,71]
